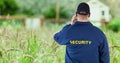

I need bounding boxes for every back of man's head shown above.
[76,2,90,16]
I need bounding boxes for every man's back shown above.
[54,21,110,63]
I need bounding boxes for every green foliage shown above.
[43,5,56,18]
[21,8,35,16]
[0,20,22,29]
[0,0,19,15]
[107,18,120,32]
[43,4,70,19]
[18,56,34,63]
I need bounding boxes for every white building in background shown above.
[87,0,111,26]
[25,18,41,30]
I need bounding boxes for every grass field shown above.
[0,23,120,63]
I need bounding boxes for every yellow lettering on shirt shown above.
[70,40,92,45]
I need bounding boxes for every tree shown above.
[0,0,19,15]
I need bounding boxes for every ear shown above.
[76,12,77,17]
[88,13,90,17]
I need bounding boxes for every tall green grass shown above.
[0,24,120,63]
[101,27,120,63]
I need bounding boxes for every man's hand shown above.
[71,15,77,25]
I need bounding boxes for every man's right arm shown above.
[54,24,71,45]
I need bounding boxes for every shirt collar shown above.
[74,21,92,25]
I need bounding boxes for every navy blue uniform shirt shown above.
[54,21,110,63]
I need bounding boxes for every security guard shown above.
[54,2,110,63]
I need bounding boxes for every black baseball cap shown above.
[76,2,90,15]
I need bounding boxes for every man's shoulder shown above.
[65,24,71,27]
[92,26,105,36]
[63,24,71,29]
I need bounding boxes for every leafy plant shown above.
[107,18,120,32]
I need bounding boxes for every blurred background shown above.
[0,0,120,63]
